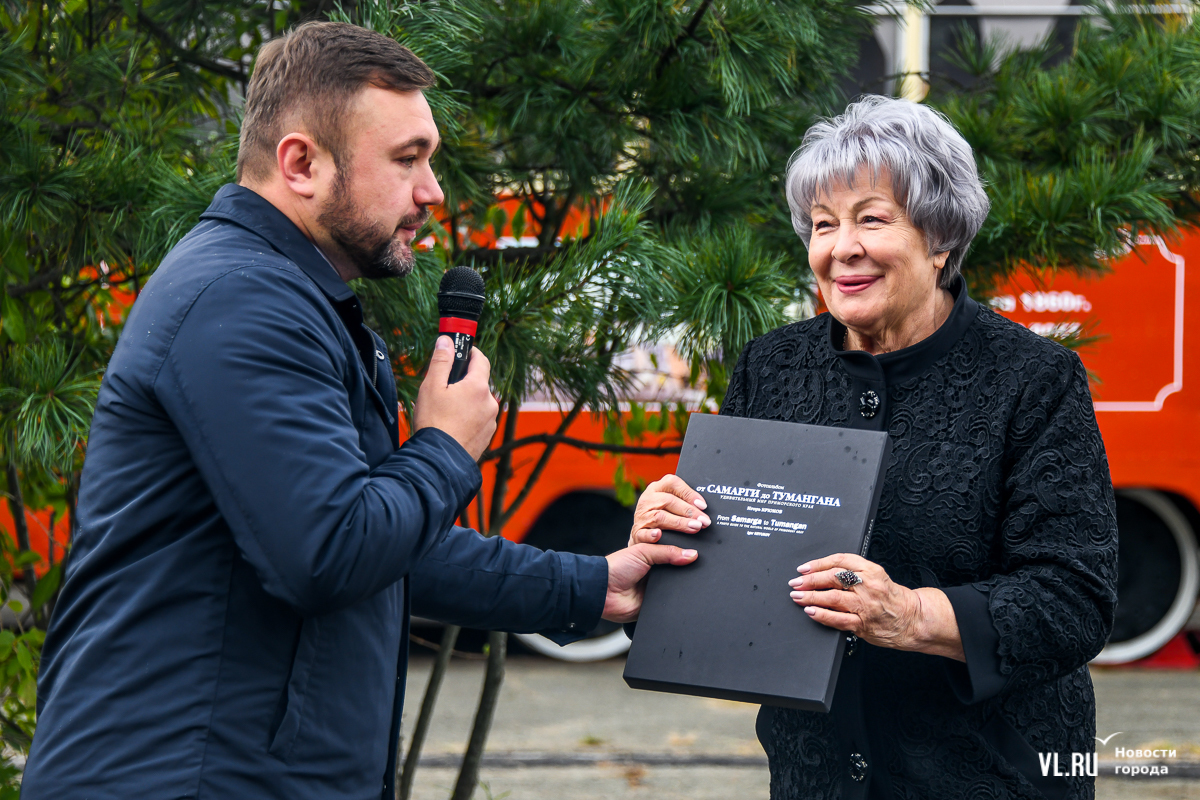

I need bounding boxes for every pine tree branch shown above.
[134,11,246,82]
[458,245,560,266]
[0,710,32,748]
[4,442,37,599]
[542,189,577,248]
[7,263,70,297]
[655,0,713,79]
[486,399,521,535]
[406,630,485,660]
[499,396,587,529]
[481,433,682,462]
[35,117,114,136]
[549,76,621,118]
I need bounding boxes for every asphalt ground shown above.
[400,652,1200,800]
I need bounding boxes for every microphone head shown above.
[437,266,485,321]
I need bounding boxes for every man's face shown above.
[317,86,444,279]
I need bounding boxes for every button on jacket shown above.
[22,184,608,800]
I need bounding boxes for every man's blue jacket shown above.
[21,185,609,800]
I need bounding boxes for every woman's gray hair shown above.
[785,95,989,288]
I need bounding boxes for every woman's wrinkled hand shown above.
[787,553,963,660]
[628,474,710,547]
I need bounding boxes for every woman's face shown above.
[808,170,948,341]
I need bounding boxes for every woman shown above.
[631,96,1118,800]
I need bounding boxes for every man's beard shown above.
[317,170,429,280]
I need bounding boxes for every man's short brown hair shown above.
[237,21,436,183]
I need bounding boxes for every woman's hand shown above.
[628,474,710,546]
[788,553,964,661]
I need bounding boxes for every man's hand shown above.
[413,336,499,461]
[602,543,697,623]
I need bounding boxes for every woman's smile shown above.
[833,274,881,294]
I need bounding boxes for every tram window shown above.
[930,25,982,88]
[842,30,890,98]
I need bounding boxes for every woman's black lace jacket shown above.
[721,279,1118,800]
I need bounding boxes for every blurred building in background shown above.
[849,2,1190,100]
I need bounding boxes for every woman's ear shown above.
[933,250,950,270]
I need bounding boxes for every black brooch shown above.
[859,390,880,419]
[849,753,869,782]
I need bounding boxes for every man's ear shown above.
[933,250,950,270]
[276,132,328,200]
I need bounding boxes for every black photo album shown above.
[622,413,891,711]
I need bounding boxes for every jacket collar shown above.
[199,184,355,303]
[200,184,399,439]
[827,275,980,384]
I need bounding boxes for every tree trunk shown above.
[450,630,507,800]
[66,471,79,543]
[3,454,36,598]
[450,403,518,800]
[47,510,56,570]
[397,623,461,800]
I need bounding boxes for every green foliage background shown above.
[927,10,1200,293]
[1,1,1199,796]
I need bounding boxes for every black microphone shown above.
[437,266,485,384]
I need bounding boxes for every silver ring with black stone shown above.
[835,570,862,589]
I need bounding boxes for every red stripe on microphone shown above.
[439,317,478,337]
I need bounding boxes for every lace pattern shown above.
[722,308,1118,800]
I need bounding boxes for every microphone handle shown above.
[446,330,474,384]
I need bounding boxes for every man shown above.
[21,22,704,800]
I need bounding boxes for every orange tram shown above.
[485,231,1200,665]
[4,230,1200,666]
